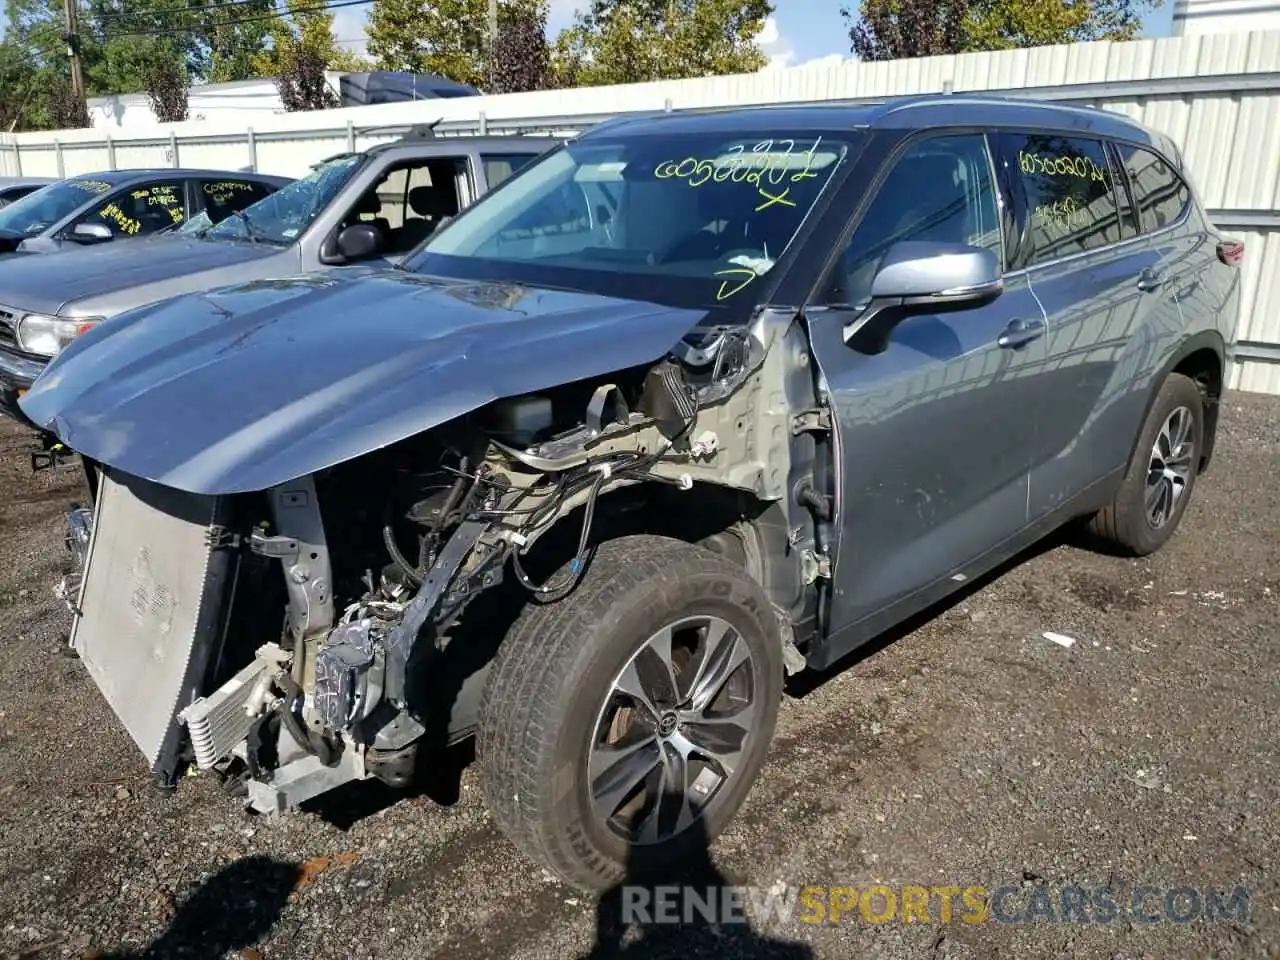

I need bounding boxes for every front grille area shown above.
[0,307,16,348]
[71,469,235,781]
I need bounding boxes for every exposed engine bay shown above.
[58,310,830,813]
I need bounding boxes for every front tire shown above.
[477,534,783,892]
[1086,372,1204,556]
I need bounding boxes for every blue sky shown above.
[742,1,1176,68]
[4,1,1180,64]
[336,0,1178,68]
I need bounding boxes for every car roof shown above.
[367,133,562,158]
[58,169,292,185]
[588,94,1176,163]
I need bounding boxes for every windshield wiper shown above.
[226,209,263,245]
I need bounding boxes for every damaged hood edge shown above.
[20,271,708,496]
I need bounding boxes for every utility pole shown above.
[486,0,498,84]
[62,0,85,103]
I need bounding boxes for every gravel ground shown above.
[0,393,1277,960]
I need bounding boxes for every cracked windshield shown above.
[182,154,364,245]
[410,132,851,309]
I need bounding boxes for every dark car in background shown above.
[0,168,291,258]
[0,177,55,208]
[20,95,1242,894]
[0,134,552,425]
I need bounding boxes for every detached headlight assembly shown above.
[15,314,101,358]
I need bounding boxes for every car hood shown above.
[21,271,707,495]
[0,237,279,314]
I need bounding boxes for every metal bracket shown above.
[799,549,831,584]
[791,407,832,435]
[265,476,334,644]
[248,528,297,558]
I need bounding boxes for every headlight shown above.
[15,314,101,357]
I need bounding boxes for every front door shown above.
[806,132,1048,640]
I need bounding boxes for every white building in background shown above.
[1173,0,1280,34]
[87,74,347,129]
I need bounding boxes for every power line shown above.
[93,0,293,26]
[96,0,372,38]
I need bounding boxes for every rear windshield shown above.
[0,178,113,238]
[407,131,854,311]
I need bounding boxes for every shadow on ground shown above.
[580,818,813,959]
[92,855,299,959]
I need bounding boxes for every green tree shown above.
[844,0,969,60]
[842,0,1161,58]
[551,0,772,87]
[253,0,369,79]
[367,0,543,87]
[488,0,551,93]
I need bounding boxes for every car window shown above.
[482,154,538,189]
[340,157,467,256]
[0,185,42,209]
[1114,143,1191,233]
[830,134,1001,305]
[77,181,186,237]
[0,177,113,238]
[411,132,853,311]
[201,154,364,246]
[999,132,1121,267]
[198,179,277,226]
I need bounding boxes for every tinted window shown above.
[1115,143,1190,232]
[199,179,275,225]
[0,185,42,209]
[80,181,186,236]
[1001,133,1120,266]
[411,132,854,311]
[482,154,538,189]
[831,134,1001,304]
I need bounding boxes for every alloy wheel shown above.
[587,614,759,845]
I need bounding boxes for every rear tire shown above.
[1086,372,1204,556]
[477,534,783,892]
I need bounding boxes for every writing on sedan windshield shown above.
[654,138,832,213]
[1019,150,1109,183]
[69,180,111,193]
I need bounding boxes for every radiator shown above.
[70,469,233,781]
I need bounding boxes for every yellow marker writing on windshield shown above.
[713,267,759,301]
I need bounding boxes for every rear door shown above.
[991,131,1176,517]
[806,131,1048,638]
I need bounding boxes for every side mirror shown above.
[842,241,1003,354]
[68,222,114,244]
[335,223,382,262]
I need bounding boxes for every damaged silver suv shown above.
[20,96,1242,892]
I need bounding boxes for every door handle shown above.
[997,317,1045,349]
[1136,267,1166,292]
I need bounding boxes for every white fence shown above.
[3,29,1279,393]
